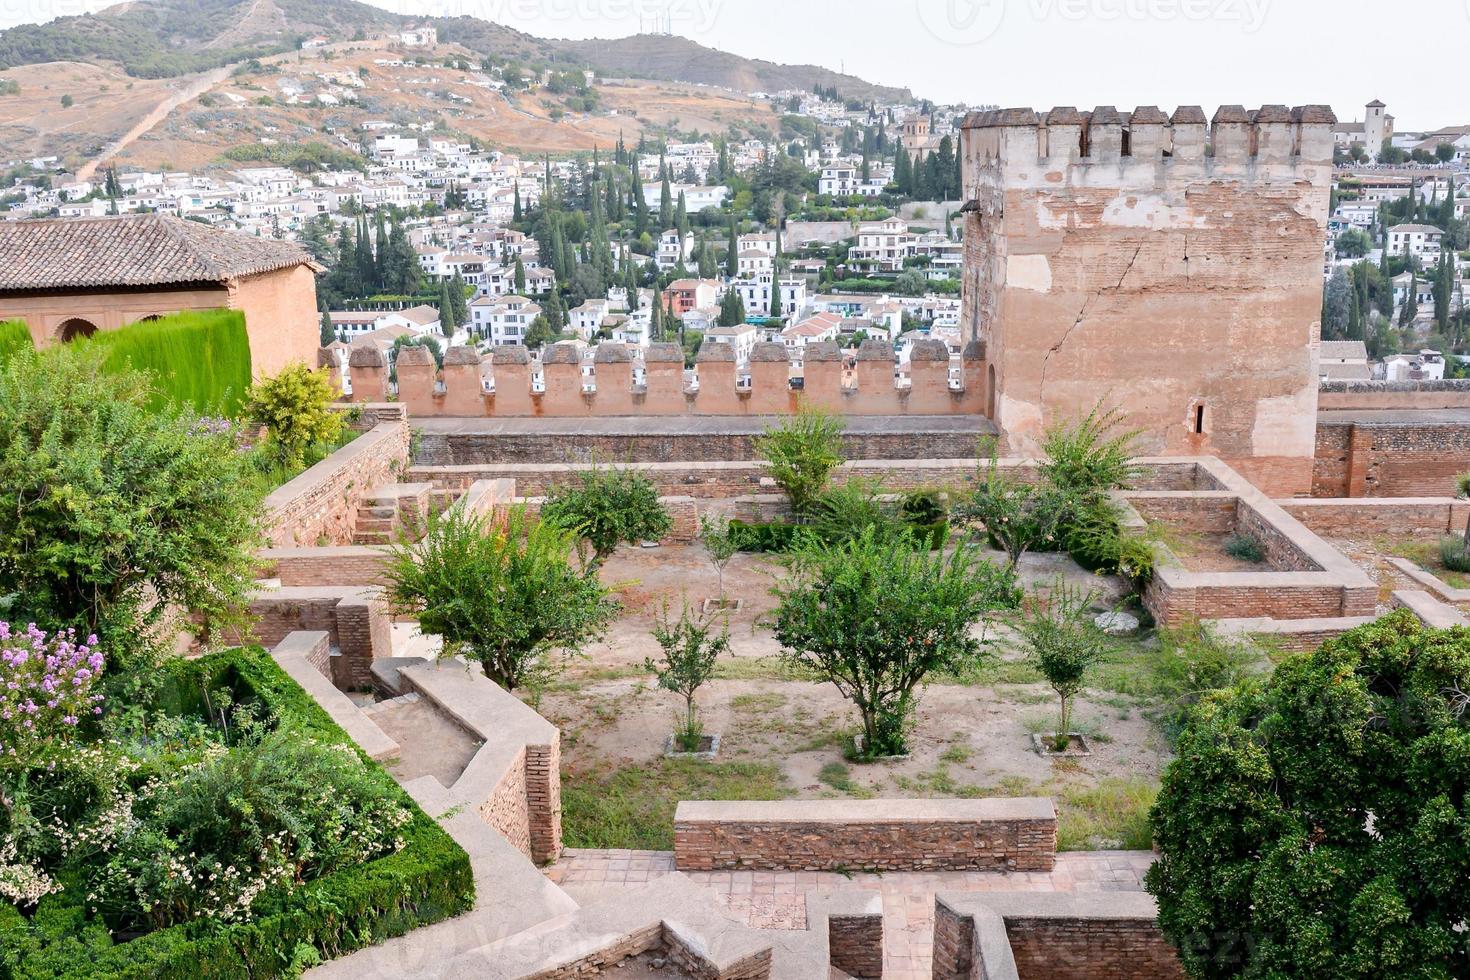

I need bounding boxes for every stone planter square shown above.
[701,597,743,614]
[665,732,721,760]
[851,733,911,762]
[1031,732,1093,757]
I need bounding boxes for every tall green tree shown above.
[438,279,457,337]
[320,310,335,346]
[726,219,739,278]
[659,173,673,230]
[514,256,527,294]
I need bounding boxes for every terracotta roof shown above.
[0,213,317,292]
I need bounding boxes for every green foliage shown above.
[899,488,949,525]
[754,407,846,519]
[1439,536,1470,574]
[1017,580,1110,751]
[541,464,673,564]
[383,506,618,692]
[221,142,369,174]
[1039,402,1142,503]
[0,647,472,980]
[244,363,345,470]
[1223,533,1266,564]
[646,603,730,752]
[1147,610,1470,980]
[726,520,801,553]
[1063,499,1156,584]
[1145,622,1262,744]
[77,308,252,416]
[0,319,33,366]
[771,526,1019,757]
[958,453,1070,570]
[0,348,263,662]
[809,477,892,546]
[698,514,739,600]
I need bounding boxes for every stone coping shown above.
[1278,497,1470,537]
[1388,558,1470,604]
[411,414,997,436]
[1391,589,1470,627]
[271,632,398,762]
[942,890,1162,921]
[675,797,1055,824]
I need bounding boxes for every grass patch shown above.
[818,761,868,795]
[1056,778,1157,851]
[561,759,788,850]
[1377,536,1470,590]
[730,692,788,712]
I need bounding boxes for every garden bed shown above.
[0,647,473,980]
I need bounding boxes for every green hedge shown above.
[78,309,253,417]
[0,648,474,980]
[0,319,32,366]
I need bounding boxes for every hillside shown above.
[552,34,911,103]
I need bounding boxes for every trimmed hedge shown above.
[0,647,473,980]
[0,319,33,366]
[79,309,253,417]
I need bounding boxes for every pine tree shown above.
[514,256,527,294]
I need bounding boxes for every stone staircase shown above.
[352,482,432,545]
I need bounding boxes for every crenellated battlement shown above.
[960,104,1336,195]
[345,339,987,418]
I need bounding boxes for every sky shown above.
[3,0,1464,130]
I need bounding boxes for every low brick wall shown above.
[232,586,393,690]
[673,798,1056,873]
[258,545,390,587]
[933,892,1185,980]
[1126,493,1238,535]
[1279,497,1470,537]
[1318,379,1470,411]
[263,419,411,547]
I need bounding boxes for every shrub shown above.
[89,733,413,932]
[899,488,948,525]
[754,407,845,519]
[81,309,252,416]
[383,506,618,692]
[0,624,104,764]
[1147,610,1470,980]
[646,603,729,752]
[771,526,1019,757]
[1439,535,1470,573]
[727,520,801,553]
[1147,622,1261,744]
[243,362,345,470]
[0,349,263,663]
[1039,402,1141,503]
[809,477,894,545]
[1016,580,1109,751]
[958,453,1070,571]
[541,464,673,565]
[1455,471,1470,500]
[1223,533,1266,564]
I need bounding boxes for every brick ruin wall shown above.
[960,106,1335,498]
[262,419,411,547]
[481,745,533,859]
[1314,420,1470,498]
[1318,380,1470,411]
[673,800,1057,874]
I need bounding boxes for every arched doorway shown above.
[56,317,99,343]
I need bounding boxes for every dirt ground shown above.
[539,544,1166,820]
[1155,529,1270,574]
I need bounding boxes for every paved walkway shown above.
[545,848,1157,979]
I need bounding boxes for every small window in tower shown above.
[1193,404,1206,434]
[1121,129,1132,157]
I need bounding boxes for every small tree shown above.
[754,407,845,520]
[771,526,1018,757]
[646,602,729,752]
[243,362,344,470]
[1016,580,1109,751]
[541,464,673,566]
[1039,402,1142,505]
[383,506,617,691]
[958,453,1071,571]
[699,513,739,603]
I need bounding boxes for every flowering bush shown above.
[0,624,104,763]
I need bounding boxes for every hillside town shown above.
[1,5,1469,980]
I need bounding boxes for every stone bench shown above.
[673,797,1057,873]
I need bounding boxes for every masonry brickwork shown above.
[960,105,1336,497]
[1313,418,1470,498]
[673,799,1057,874]
[262,419,411,547]
[1318,379,1470,411]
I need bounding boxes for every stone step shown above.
[357,505,399,520]
[355,517,397,533]
[354,532,393,545]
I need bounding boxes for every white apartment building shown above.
[471,295,542,346]
[1387,223,1444,261]
[703,323,759,365]
[731,274,806,320]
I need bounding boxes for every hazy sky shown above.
[5,0,1464,130]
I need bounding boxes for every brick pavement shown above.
[545,848,1156,980]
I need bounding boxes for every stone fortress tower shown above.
[958,105,1336,496]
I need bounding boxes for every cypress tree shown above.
[320,310,336,346]
[438,280,457,337]
[513,184,522,222]
[549,220,567,281]
[659,174,673,230]
[449,272,469,327]
[650,281,664,341]
[374,214,389,290]
[726,219,739,279]
[514,256,527,294]
[1400,264,1418,328]
[675,191,689,240]
[769,274,782,319]
[631,166,648,236]
[697,239,716,279]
